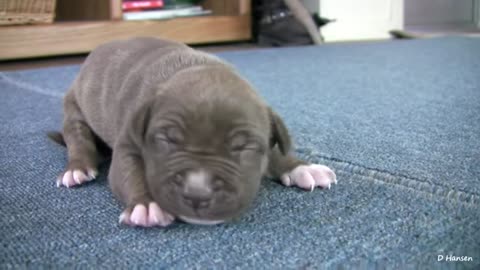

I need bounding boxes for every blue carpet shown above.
[1,37,479,269]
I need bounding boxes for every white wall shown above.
[300,0,480,41]
[317,0,403,41]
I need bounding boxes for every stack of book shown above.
[122,0,212,21]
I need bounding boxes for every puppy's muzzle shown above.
[176,169,227,225]
[181,169,213,209]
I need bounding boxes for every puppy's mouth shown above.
[173,191,242,223]
[155,168,246,222]
[154,181,241,223]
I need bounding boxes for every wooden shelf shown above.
[0,15,251,60]
[0,0,252,60]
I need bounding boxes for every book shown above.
[122,1,164,12]
[123,5,212,21]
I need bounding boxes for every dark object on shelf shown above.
[253,0,334,46]
[312,13,336,28]
[389,29,418,39]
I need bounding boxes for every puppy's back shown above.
[68,37,227,146]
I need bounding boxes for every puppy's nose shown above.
[182,169,213,208]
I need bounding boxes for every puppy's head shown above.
[130,66,291,224]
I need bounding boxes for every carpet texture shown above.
[1,37,479,269]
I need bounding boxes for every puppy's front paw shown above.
[56,166,97,188]
[281,164,337,191]
[119,202,174,227]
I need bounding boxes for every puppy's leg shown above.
[268,147,337,191]
[109,151,174,227]
[57,92,99,187]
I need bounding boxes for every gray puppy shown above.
[54,37,336,227]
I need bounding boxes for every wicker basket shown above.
[0,0,56,25]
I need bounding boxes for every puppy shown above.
[54,37,336,227]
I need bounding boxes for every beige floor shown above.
[0,42,261,72]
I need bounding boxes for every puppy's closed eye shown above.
[152,127,184,153]
[230,134,264,154]
[154,127,184,144]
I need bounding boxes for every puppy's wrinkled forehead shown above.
[152,65,270,140]
[164,65,262,104]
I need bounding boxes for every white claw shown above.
[151,214,159,224]
[119,212,127,224]
[62,171,70,188]
[281,164,337,192]
[73,170,82,184]
[87,169,97,181]
[64,178,70,188]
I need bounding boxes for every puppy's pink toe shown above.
[87,169,98,181]
[280,174,292,186]
[62,170,76,188]
[130,204,148,226]
[119,203,174,228]
[73,170,89,184]
[282,164,337,191]
[310,164,336,188]
[58,167,97,188]
[148,202,174,227]
[147,202,161,225]
[293,169,316,191]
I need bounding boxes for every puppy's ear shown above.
[268,108,292,155]
[129,100,154,148]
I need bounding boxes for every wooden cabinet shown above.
[0,0,252,60]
